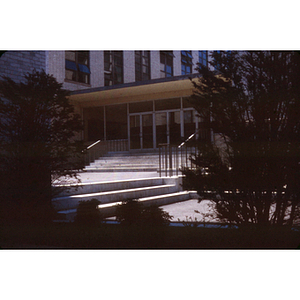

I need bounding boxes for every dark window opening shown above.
[155,98,181,111]
[65,51,90,84]
[181,51,193,75]
[129,101,153,113]
[105,104,127,140]
[83,107,104,142]
[160,51,173,78]
[198,51,208,67]
[104,51,124,86]
[135,51,150,82]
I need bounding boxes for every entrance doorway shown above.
[155,111,181,147]
[130,113,153,150]
[129,105,197,150]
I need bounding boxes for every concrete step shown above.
[84,167,158,172]
[57,191,198,221]
[88,163,158,168]
[89,157,159,166]
[84,153,160,171]
[54,177,178,197]
[52,184,179,211]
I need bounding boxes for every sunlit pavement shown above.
[161,199,219,223]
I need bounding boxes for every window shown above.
[65,51,90,84]
[135,51,150,81]
[198,51,208,67]
[181,51,193,75]
[104,51,123,86]
[160,51,173,78]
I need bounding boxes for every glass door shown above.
[169,111,181,145]
[155,112,167,147]
[142,114,153,149]
[130,115,141,149]
[130,113,153,149]
[184,110,196,139]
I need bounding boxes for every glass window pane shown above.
[142,57,148,65]
[155,98,181,111]
[66,60,77,71]
[65,51,76,61]
[106,104,127,139]
[129,101,153,113]
[166,55,172,65]
[155,112,167,126]
[142,114,152,127]
[183,97,193,108]
[142,65,148,74]
[65,69,76,81]
[166,65,172,75]
[160,52,165,64]
[135,51,141,59]
[78,64,90,74]
[184,110,193,123]
[78,51,89,65]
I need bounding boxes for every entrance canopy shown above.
[68,74,209,149]
[69,74,197,108]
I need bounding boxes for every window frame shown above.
[181,51,193,75]
[135,50,151,82]
[160,51,174,78]
[65,51,90,84]
[198,50,208,67]
[104,51,124,86]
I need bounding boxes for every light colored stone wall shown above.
[46,51,65,83]
[123,51,135,83]
[150,51,160,79]
[173,50,181,76]
[90,51,104,87]
[192,50,199,73]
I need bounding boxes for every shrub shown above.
[115,199,173,227]
[115,199,143,226]
[74,199,102,226]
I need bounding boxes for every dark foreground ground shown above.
[1,222,300,249]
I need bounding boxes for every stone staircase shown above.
[53,176,198,221]
[52,150,199,222]
[84,150,160,172]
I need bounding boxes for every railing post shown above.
[176,146,178,176]
[159,146,161,177]
[164,145,167,177]
[169,145,172,177]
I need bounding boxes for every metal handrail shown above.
[178,128,201,149]
[84,139,129,166]
[83,140,103,165]
[86,140,101,150]
[158,129,202,177]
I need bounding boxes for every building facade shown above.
[0,50,211,151]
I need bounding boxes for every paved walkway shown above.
[160,199,218,223]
